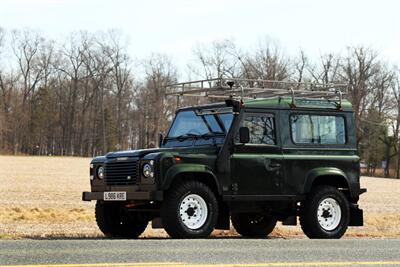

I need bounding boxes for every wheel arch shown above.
[162,163,221,195]
[304,168,353,197]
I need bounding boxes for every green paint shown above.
[232,154,283,159]
[283,155,359,160]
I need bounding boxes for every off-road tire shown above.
[95,201,148,238]
[161,180,218,238]
[300,185,350,239]
[231,213,277,238]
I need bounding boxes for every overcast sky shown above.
[1,0,399,75]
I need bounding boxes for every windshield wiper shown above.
[199,132,224,139]
[176,133,200,141]
[170,132,225,142]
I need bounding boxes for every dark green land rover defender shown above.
[83,78,366,239]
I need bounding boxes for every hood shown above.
[105,145,221,159]
[105,147,171,158]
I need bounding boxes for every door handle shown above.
[269,163,281,168]
[265,160,281,172]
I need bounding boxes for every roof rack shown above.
[165,77,348,107]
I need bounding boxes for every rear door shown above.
[231,111,284,195]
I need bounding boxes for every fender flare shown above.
[304,167,353,196]
[162,163,221,194]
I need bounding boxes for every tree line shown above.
[0,28,399,178]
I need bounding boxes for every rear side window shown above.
[290,114,345,145]
[242,114,276,145]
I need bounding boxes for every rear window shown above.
[290,114,346,145]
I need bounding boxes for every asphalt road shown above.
[0,239,399,267]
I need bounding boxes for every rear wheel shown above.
[300,185,350,239]
[161,180,218,238]
[95,201,148,238]
[231,213,277,238]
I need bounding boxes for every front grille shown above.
[104,159,139,185]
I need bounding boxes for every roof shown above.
[177,96,353,112]
[243,96,353,111]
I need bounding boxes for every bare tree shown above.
[391,70,400,178]
[11,29,47,153]
[0,28,19,153]
[99,30,133,150]
[0,29,19,153]
[82,35,114,155]
[244,39,289,81]
[372,67,395,177]
[11,29,45,105]
[56,32,90,155]
[308,53,341,84]
[293,49,308,83]
[189,39,239,82]
[340,47,380,146]
[140,54,177,147]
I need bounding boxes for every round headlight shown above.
[143,163,154,178]
[97,166,104,179]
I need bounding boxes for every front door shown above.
[231,111,283,195]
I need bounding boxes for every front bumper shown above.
[82,190,163,201]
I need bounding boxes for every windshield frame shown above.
[163,105,234,146]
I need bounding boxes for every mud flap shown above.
[349,205,363,226]
[216,202,230,230]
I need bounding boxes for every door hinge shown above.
[231,183,238,192]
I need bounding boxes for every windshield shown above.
[164,108,233,147]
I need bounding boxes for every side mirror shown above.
[158,133,164,147]
[239,127,250,144]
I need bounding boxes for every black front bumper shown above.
[82,191,163,201]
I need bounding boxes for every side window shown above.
[242,114,276,145]
[290,114,346,145]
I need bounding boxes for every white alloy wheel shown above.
[317,197,342,231]
[179,194,208,230]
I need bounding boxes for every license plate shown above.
[104,191,126,201]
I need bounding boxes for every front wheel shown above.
[231,213,277,238]
[300,185,350,239]
[95,201,148,238]
[161,180,218,238]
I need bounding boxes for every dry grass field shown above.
[0,155,399,239]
